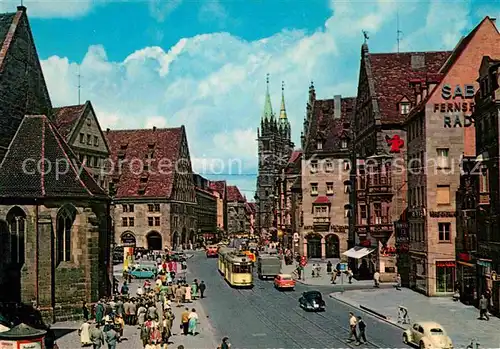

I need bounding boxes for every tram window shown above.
[233,264,250,273]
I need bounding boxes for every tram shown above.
[218,248,253,287]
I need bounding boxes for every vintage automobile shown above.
[298,290,325,311]
[403,321,453,349]
[129,266,156,279]
[274,274,296,290]
[206,245,218,258]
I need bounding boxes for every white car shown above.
[403,321,453,349]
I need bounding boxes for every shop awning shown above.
[343,246,374,259]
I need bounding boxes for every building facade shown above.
[53,101,110,191]
[300,86,354,260]
[209,180,228,234]
[227,186,247,236]
[471,54,500,312]
[275,150,302,250]
[255,77,293,237]
[0,6,111,323]
[106,126,197,250]
[193,174,217,242]
[245,202,256,236]
[405,16,500,296]
[352,43,450,282]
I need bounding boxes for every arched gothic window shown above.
[57,205,76,263]
[6,207,26,265]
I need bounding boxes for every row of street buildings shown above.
[0,6,254,322]
[257,16,500,309]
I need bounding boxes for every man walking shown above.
[181,307,190,335]
[89,322,105,349]
[479,294,490,320]
[199,281,206,298]
[347,312,360,345]
[357,316,367,343]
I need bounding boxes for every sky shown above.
[1,0,499,199]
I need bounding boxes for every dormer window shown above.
[317,140,323,150]
[400,102,410,115]
[341,139,348,149]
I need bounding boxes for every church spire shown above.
[279,81,287,120]
[262,73,273,121]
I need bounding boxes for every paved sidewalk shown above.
[281,259,396,290]
[331,288,500,349]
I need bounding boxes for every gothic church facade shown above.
[255,76,293,236]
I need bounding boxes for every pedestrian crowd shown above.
[77,252,208,349]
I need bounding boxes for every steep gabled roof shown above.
[246,202,256,214]
[105,127,183,199]
[286,150,302,174]
[368,51,450,124]
[0,115,108,199]
[52,103,86,139]
[305,97,355,155]
[209,180,227,200]
[227,185,245,203]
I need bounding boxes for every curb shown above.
[295,278,397,291]
[329,293,406,330]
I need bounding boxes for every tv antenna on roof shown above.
[397,9,403,53]
[77,67,82,104]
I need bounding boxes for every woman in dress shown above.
[191,281,198,300]
[188,308,199,335]
[184,284,192,303]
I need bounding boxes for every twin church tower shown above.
[255,74,294,234]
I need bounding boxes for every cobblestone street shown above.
[332,288,500,349]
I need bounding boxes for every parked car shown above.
[298,291,325,311]
[403,321,453,349]
[274,274,295,290]
[129,266,156,279]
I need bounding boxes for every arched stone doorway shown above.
[306,233,322,259]
[181,228,187,245]
[325,234,340,258]
[172,231,179,250]
[147,231,162,250]
[121,231,136,247]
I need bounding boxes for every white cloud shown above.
[0,0,98,18]
[40,1,480,192]
[198,0,228,26]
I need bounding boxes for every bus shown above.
[218,248,253,287]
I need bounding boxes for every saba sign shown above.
[433,84,475,128]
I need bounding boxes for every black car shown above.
[298,291,326,311]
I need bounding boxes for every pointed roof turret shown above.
[262,73,273,121]
[279,81,288,121]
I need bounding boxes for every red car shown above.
[206,245,218,258]
[274,274,296,290]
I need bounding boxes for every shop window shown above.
[438,222,451,242]
[436,263,454,293]
[436,185,450,205]
[436,148,450,169]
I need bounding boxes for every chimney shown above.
[106,128,110,134]
[334,95,341,119]
[491,17,497,25]
[153,126,157,131]
[411,54,426,70]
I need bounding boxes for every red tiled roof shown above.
[0,115,108,199]
[288,150,302,164]
[105,127,184,199]
[368,51,451,124]
[52,103,86,139]
[313,196,330,204]
[305,97,355,155]
[227,185,245,202]
[209,180,226,200]
[246,202,256,213]
[286,150,302,174]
